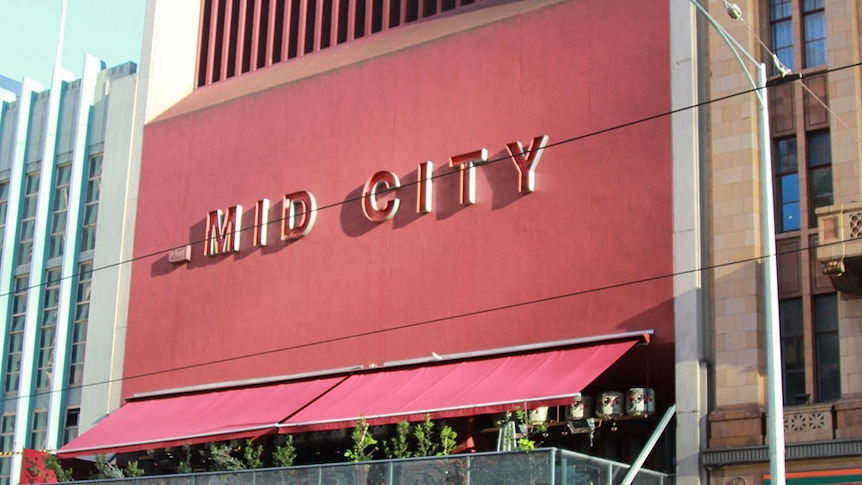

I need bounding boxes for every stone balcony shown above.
[705,401,862,465]
[782,403,834,443]
[708,402,834,449]
[816,202,862,294]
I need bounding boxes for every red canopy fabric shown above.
[280,339,638,432]
[58,376,344,457]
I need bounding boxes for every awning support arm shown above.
[620,404,676,485]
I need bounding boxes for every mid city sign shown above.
[188,135,548,260]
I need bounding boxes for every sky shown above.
[0,0,147,88]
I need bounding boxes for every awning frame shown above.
[59,330,652,457]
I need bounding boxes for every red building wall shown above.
[124,0,674,399]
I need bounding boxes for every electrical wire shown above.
[1,231,844,407]
[2,60,862,406]
[10,58,862,299]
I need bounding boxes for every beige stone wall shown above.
[706,0,769,418]
[825,0,862,399]
[706,0,862,446]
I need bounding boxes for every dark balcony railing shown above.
[63,448,672,485]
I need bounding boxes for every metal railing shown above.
[65,448,672,485]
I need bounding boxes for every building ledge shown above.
[703,439,862,466]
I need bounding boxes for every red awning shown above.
[280,339,638,432]
[58,376,345,458]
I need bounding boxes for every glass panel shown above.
[782,201,801,232]
[804,11,827,67]
[89,155,103,178]
[781,173,800,202]
[16,242,32,265]
[814,293,840,402]
[26,173,40,193]
[808,132,832,227]
[780,299,804,335]
[49,235,64,259]
[776,138,798,173]
[20,220,35,239]
[817,365,840,402]
[784,368,807,404]
[773,21,794,72]
[814,294,838,332]
[780,298,805,403]
[808,132,832,166]
[0,457,9,485]
[810,167,833,207]
[39,326,55,345]
[13,297,27,315]
[29,410,47,450]
[51,213,66,232]
[86,179,100,202]
[816,333,839,367]
[53,190,68,211]
[772,0,793,19]
[25,195,38,217]
[81,227,95,251]
[74,304,89,322]
[783,338,805,368]
[63,408,80,445]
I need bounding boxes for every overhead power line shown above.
[2,60,862,405]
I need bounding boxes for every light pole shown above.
[687,1,787,484]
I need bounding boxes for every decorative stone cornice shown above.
[703,439,862,466]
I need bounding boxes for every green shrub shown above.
[384,420,411,459]
[413,414,438,457]
[439,425,458,455]
[272,435,297,467]
[208,443,246,471]
[243,439,263,468]
[344,414,377,462]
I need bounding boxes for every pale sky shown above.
[0,0,147,88]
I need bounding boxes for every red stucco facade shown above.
[125,0,674,400]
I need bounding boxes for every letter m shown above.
[204,205,243,256]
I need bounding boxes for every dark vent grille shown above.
[196,0,477,87]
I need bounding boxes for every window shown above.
[80,156,102,252]
[29,409,47,450]
[0,182,8,269]
[36,268,61,389]
[802,0,827,68]
[5,275,29,394]
[0,414,13,485]
[775,138,800,232]
[770,0,794,73]
[814,294,840,401]
[48,164,72,259]
[17,172,40,266]
[772,21,838,403]
[0,458,8,485]
[807,131,832,226]
[63,407,80,445]
[69,262,92,385]
[780,298,806,404]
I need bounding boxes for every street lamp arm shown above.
[688,0,764,103]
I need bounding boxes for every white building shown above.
[0,59,141,485]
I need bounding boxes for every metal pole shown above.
[757,63,786,485]
[685,2,786,484]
